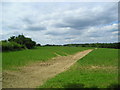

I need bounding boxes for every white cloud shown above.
[1,2,118,44]
[2,0,119,2]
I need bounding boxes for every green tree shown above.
[8,35,36,49]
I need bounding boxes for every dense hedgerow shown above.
[64,43,120,49]
[1,34,36,52]
[8,35,36,49]
[1,41,25,51]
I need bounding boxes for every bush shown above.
[1,41,25,51]
[36,44,41,46]
[8,35,36,49]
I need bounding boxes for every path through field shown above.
[3,49,93,88]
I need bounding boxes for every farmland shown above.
[2,46,119,88]
[2,46,91,70]
[40,48,118,88]
[1,1,119,89]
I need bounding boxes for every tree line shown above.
[39,43,120,49]
[63,43,120,49]
[0,35,119,52]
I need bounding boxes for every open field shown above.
[2,47,119,88]
[2,46,92,70]
[3,49,93,88]
[0,52,1,90]
[40,48,118,88]
[2,1,119,89]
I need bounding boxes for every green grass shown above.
[2,46,91,70]
[40,48,118,88]
[0,52,2,72]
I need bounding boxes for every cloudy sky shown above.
[1,2,119,45]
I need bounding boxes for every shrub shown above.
[8,35,36,49]
[1,41,25,51]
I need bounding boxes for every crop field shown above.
[40,48,118,88]
[2,46,91,70]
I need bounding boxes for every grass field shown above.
[0,52,2,72]
[2,46,91,70]
[40,48,118,88]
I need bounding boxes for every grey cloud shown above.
[54,23,70,28]
[24,25,46,31]
[87,29,117,38]
[54,4,117,30]
[88,33,103,37]
[22,17,34,24]
[64,36,77,40]
[46,31,68,36]
[22,17,46,31]
[45,29,83,36]
[7,25,20,30]
[108,28,118,32]
[63,16,115,30]
[1,2,118,44]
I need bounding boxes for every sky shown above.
[1,2,119,45]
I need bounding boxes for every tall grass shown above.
[2,46,91,70]
[40,48,118,88]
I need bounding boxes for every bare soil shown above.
[2,49,93,88]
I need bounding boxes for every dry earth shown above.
[2,49,93,88]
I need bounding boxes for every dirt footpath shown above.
[3,49,93,88]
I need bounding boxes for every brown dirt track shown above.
[2,49,93,88]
